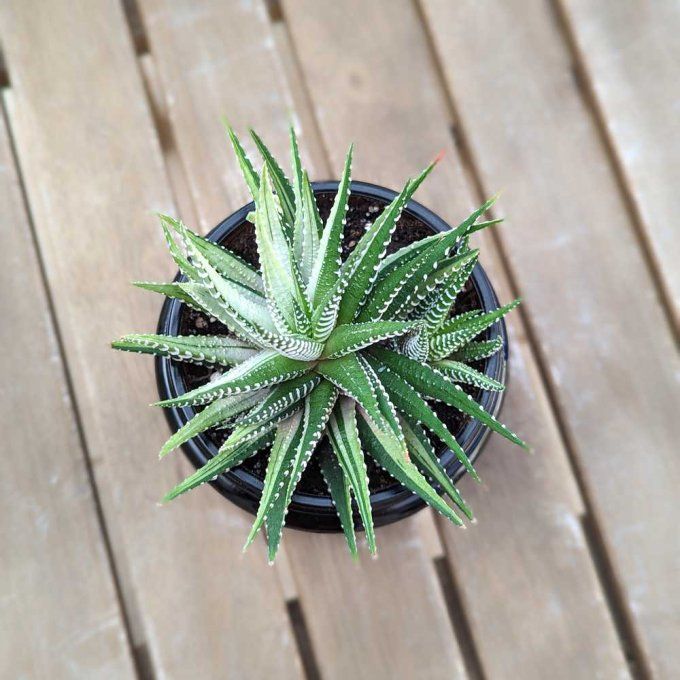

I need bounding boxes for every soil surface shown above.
[177,192,488,496]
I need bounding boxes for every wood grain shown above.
[0,2,302,678]
[134,0,465,676]
[0,100,136,680]
[420,0,680,676]
[282,0,632,677]
[558,0,680,330]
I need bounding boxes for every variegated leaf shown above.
[263,380,338,562]
[434,360,505,391]
[429,299,520,360]
[307,144,353,305]
[321,320,416,359]
[327,397,376,554]
[318,444,358,558]
[155,350,311,407]
[159,391,264,458]
[372,347,528,449]
[111,333,257,367]
[162,429,274,502]
[357,415,463,526]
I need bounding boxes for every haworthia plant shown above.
[112,126,527,561]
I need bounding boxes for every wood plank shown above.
[134,0,465,676]
[558,0,680,330]
[420,0,680,676]
[0,3,302,678]
[282,0,632,677]
[139,49,300,603]
[0,102,136,680]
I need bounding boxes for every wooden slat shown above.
[282,1,633,677]
[420,0,680,676]
[0,2,302,678]
[558,0,680,330]
[0,103,136,680]
[134,1,465,676]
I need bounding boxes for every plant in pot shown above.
[112,126,528,562]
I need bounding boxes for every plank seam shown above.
[271,2,334,176]
[433,557,486,680]
[0,96,151,680]
[413,1,651,676]
[286,600,323,680]
[122,0,150,56]
[548,0,678,341]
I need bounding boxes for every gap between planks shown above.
[546,0,678,342]
[413,1,652,676]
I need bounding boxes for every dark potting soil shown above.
[177,192,488,496]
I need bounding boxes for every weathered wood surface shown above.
[134,1,464,676]
[0,0,676,677]
[0,101,136,680]
[420,0,680,676]
[558,0,680,330]
[0,1,302,678]
[282,0,632,677]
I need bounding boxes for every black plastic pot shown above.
[156,181,508,532]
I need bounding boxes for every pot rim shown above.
[156,180,508,531]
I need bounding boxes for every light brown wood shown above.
[134,0,465,675]
[0,2,302,678]
[558,0,680,330]
[420,0,680,676]
[0,101,136,680]
[282,0,632,677]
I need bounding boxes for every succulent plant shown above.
[112,126,527,561]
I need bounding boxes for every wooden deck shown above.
[0,1,677,678]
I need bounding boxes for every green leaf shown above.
[162,429,274,502]
[155,350,310,407]
[243,410,304,550]
[357,227,463,322]
[158,391,263,458]
[321,320,416,359]
[180,283,322,360]
[112,333,257,367]
[365,355,480,482]
[133,281,202,309]
[318,444,358,558]
[250,128,296,232]
[255,165,309,334]
[422,250,479,333]
[397,324,429,362]
[452,336,504,362]
[372,347,528,450]
[327,397,376,554]
[335,161,436,324]
[263,380,338,562]
[434,360,505,391]
[307,144,353,305]
[157,214,198,280]
[183,229,263,295]
[429,299,520,360]
[357,415,463,526]
[224,122,259,200]
[370,200,498,297]
[161,216,274,332]
[295,170,322,284]
[400,415,472,519]
[237,374,321,426]
[315,353,406,461]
